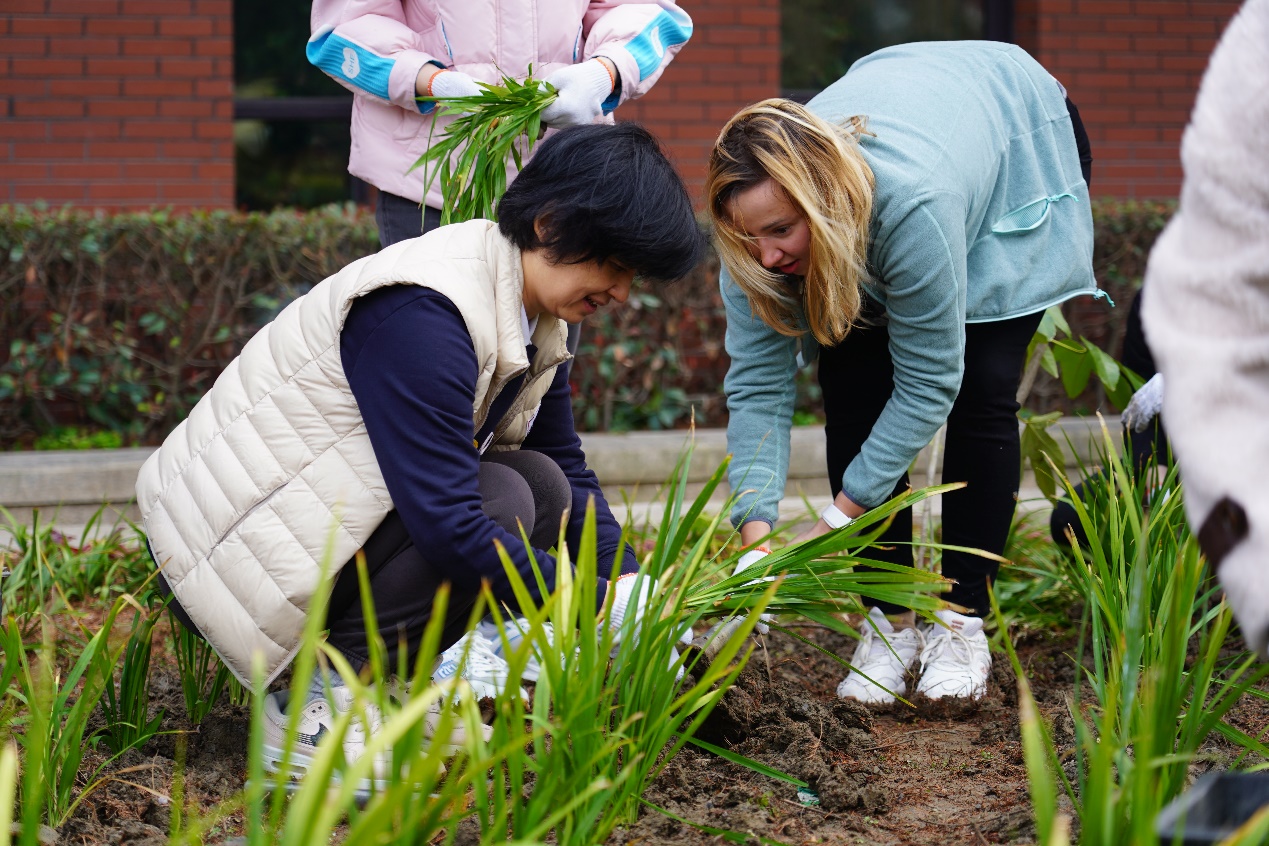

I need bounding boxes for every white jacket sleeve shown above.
[308,0,444,113]
[1142,0,1269,654]
[583,1,693,108]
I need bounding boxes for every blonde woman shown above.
[707,42,1102,703]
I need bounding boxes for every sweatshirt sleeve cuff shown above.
[390,53,443,113]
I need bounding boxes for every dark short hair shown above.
[498,123,705,283]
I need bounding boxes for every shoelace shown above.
[854,620,880,663]
[920,626,976,667]
[857,621,922,667]
[503,619,555,648]
[443,632,509,679]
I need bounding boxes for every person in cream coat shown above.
[136,123,705,773]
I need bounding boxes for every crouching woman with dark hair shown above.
[136,123,705,773]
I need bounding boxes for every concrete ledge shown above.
[0,447,156,507]
[0,416,1123,541]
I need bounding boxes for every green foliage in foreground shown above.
[2,447,952,842]
[1000,427,1269,845]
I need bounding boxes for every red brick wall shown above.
[0,0,234,210]
[1015,0,1240,198]
[622,0,781,205]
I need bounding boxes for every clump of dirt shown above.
[694,659,881,814]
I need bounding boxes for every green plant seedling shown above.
[168,610,232,726]
[0,742,17,846]
[0,505,151,624]
[4,595,150,828]
[410,69,558,224]
[999,422,1269,845]
[98,604,165,756]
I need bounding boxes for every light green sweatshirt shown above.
[724,41,1100,528]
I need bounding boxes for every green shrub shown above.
[0,204,379,446]
[0,200,1175,446]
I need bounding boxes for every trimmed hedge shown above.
[0,200,1173,447]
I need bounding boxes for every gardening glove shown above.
[426,69,483,100]
[603,573,689,681]
[540,60,615,127]
[601,572,658,646]
[732,546,774,635]
[1122,372,1165,432]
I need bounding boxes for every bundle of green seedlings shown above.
[995,422,1269,846]
[409,69,557,225]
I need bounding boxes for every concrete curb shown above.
[0,416,1123,540]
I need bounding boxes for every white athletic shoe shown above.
[916,609,992,700]
[261,685,389,787]
[262,683,489,791]
[433,630,529,703]
[836,607,924,705]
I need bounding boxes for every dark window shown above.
[234,2,360,210]
[782,0,1011,102]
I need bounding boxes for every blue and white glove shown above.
[1122,372,1165,433]
[427,69,483,100]
[540,60,615,128]
[733,547,774,635]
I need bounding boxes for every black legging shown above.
[159,449,572,672]
[819,301,1044,616]
[322,449,572,670]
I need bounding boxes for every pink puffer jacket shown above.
[309,0,693,208]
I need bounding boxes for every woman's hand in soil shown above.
[793,494,866,544]
[732,546,774,635]
[601,572,658,644]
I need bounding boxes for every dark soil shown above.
[617,625,1038,846]
[44,620,1269,846]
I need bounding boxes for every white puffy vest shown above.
[136,220,568,688]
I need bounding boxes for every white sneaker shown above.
[433,630,529,703]
[916,609,991,700]
[261,683,490,791]
[261,685,389,787]
[836,607,924,705]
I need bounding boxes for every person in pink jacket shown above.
[308,0,693,247]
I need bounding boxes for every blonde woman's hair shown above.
[706,99,875,346]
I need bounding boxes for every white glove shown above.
[604,574,690,681]
[1122,372,1165,432]
[540,60,615,127]
[732,547,774,635]
[427,69,483,100]
[601,573,658,644]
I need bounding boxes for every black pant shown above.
[322,449,572,671]
[159,450,572,673]
[375,190,443,248]
[819,299,1044,616]
[375,190,581,361]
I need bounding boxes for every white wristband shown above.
[820,502,855,529]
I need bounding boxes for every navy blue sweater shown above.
[340,284,638,610]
